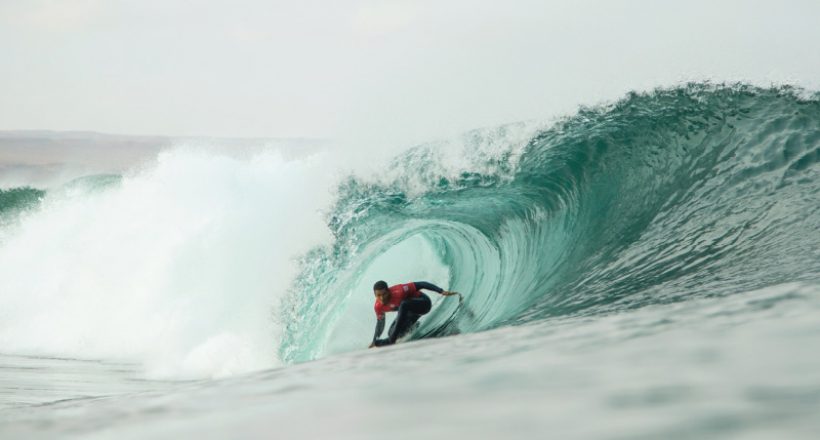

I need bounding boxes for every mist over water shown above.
[0,149,337,377]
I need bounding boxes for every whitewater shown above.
[1,84,819,439]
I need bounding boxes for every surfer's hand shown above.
[369,342,375,348]
[442,290,458,296]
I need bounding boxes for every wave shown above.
[280,83,820,362]
[0,187,45,217]
[0,83,817,376]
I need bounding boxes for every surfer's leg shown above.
[404,293,432,315]
[388,294,432,343]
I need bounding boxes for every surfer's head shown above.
[373,280,390,305]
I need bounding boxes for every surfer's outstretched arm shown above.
[413,281,458,296]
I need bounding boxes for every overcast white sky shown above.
[1,0,819,146]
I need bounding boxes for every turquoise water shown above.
[1,84,819,438]
[281,83,820,361]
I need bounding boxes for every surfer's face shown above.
[374,289,390,305]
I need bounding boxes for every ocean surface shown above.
[1,84,819,439]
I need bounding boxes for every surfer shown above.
[369,280,458,348]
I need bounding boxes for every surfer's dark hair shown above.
[373,280,388,291]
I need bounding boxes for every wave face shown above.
[0,84,818,376]
[280,84,820,362]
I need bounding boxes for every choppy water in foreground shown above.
[1,84,819,438]
[2,283,820,439]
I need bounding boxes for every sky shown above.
[1,0,819,147]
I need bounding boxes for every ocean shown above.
[1,83,819,439]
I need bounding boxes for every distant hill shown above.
[0,131,324,188]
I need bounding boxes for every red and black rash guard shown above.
[372,281,443,342]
